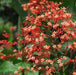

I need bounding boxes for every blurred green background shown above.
[0,0,18,40]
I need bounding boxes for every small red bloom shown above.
[3,32,10,38]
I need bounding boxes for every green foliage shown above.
[25,71,39,75]
[0,0,76,75]
[0,0,12,4]
[61,56,70,64]
[0,61,31,74]
[27,44,33,48]
[12,0,28,18]
[0,22,12,40]
[16,62,31,69]
[0,61,16,73]
[0,61,39,75]
[7,0,12,3]
[49,0,76,20]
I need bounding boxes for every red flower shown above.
[3,32,10,38]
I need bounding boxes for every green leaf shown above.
[0,61,16,73]
[61,43,67,49]
[16,62,38,75]
[15,62,31,69]
[50,20,54,24]
[0,17,4,24]
[8,30,13,43]
[7,0,12,3]
[27,44,33,48]
[61,41,74,49]
[33,52,38,56]
[45,32,51,36]
[8,56,22,64]
[61,56,70,64]
[17,57,22,60]
[40,26,45,30]
[0,50,3,52]
[12,0,28,18]
[25,71,39,75]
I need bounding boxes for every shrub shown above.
[0,0,76,75]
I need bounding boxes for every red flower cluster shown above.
[0,0,76,75]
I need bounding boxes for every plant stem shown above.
[22,69,25,75]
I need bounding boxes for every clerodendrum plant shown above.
[0,0,76,75]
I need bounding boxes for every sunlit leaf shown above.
[0,61,16,73]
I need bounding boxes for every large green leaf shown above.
[0,61,16,73]
[0,61,32,74]
[12,0,28,18]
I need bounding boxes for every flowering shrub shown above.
[0,0,76,75]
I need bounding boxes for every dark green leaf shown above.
[12,0,27,18]
[50,20,54,24]
[40,26,45,30]
[7,0,12,3]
